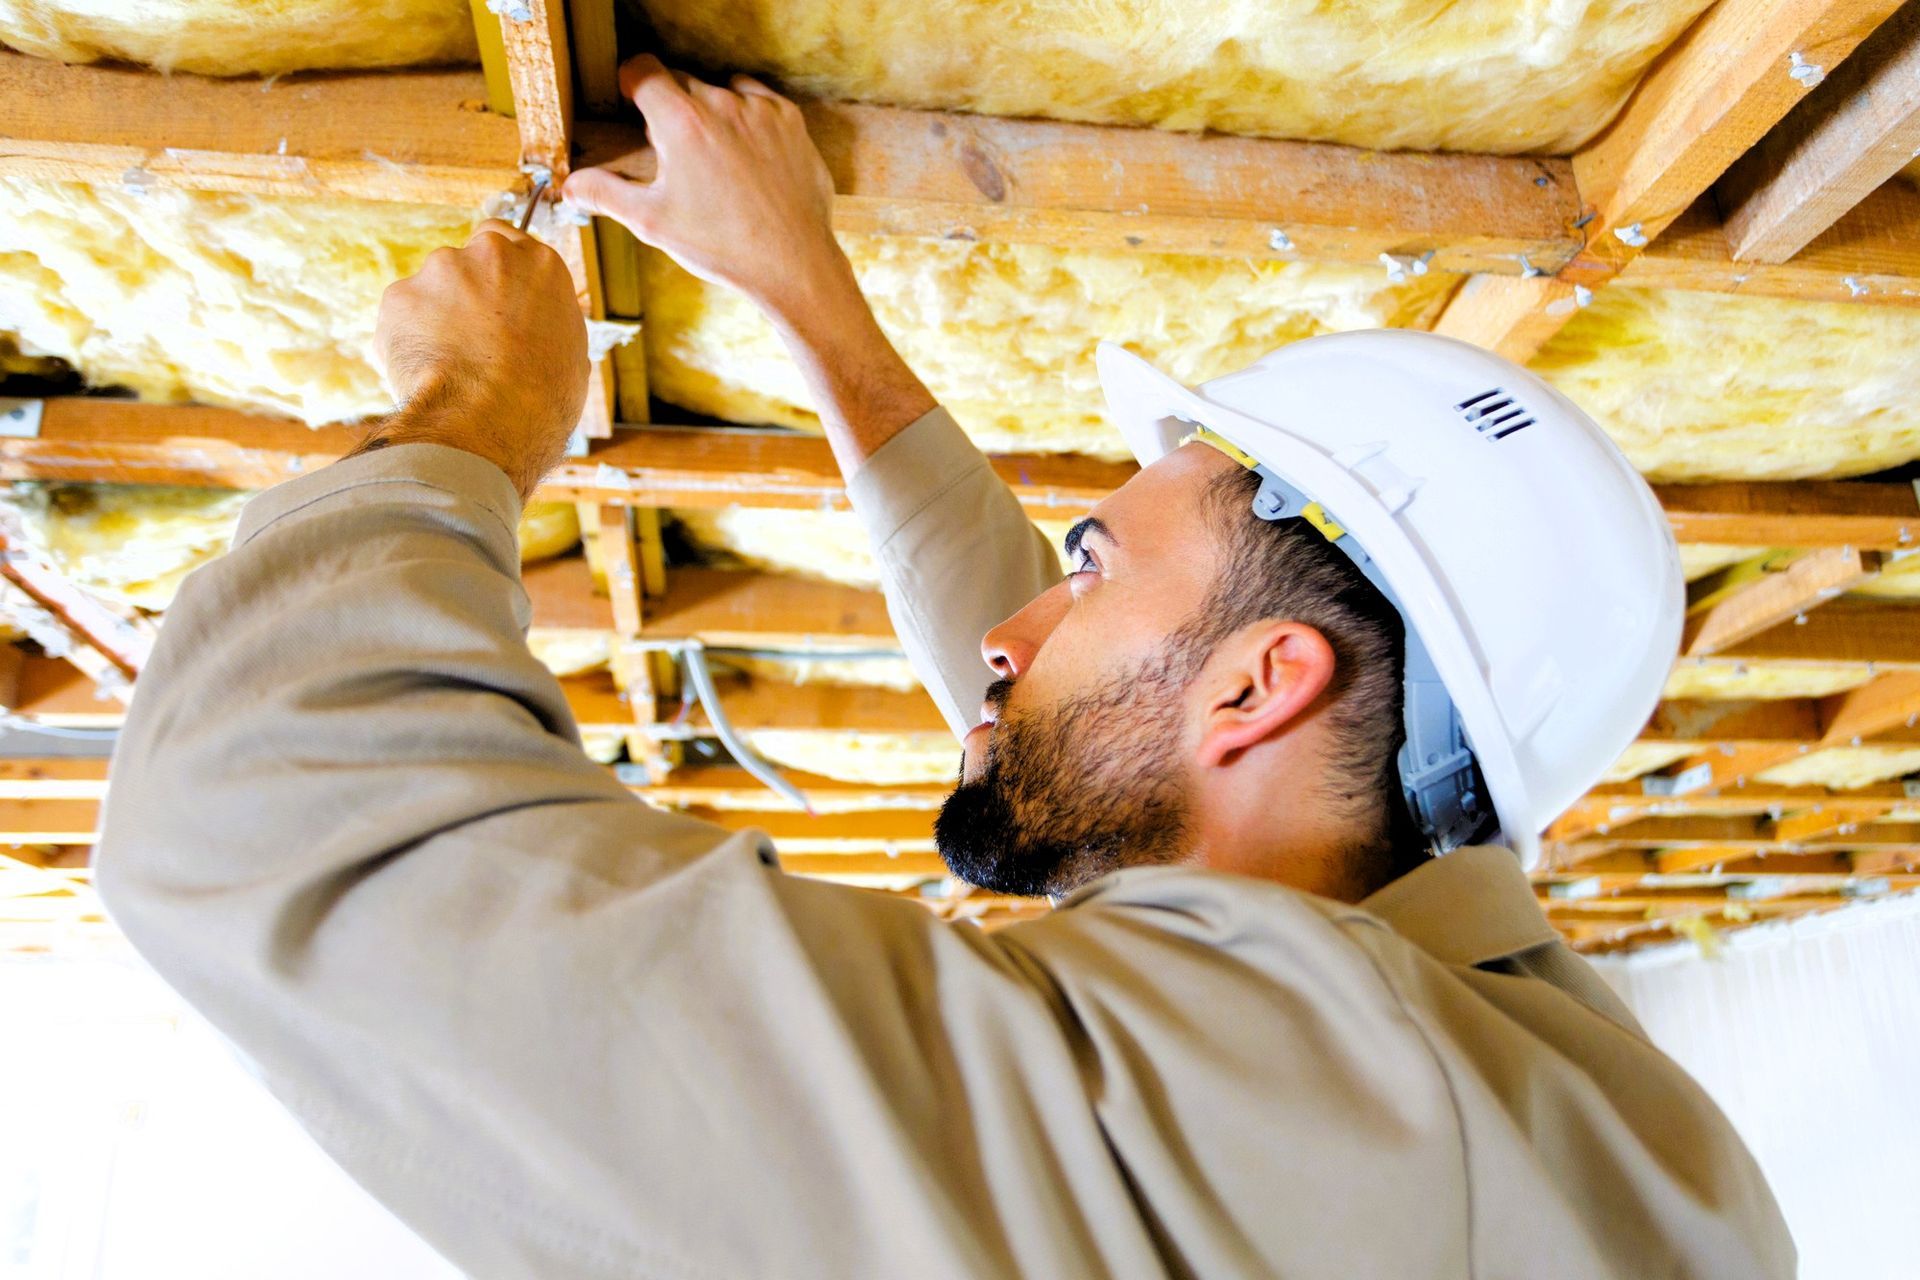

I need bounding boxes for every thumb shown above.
[561,167,653,227]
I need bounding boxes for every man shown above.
[98,56,1793,1278]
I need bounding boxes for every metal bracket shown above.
[1642,762,1711,797]
[0,398,43,439]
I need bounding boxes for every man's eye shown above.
[1072,554,1098,576]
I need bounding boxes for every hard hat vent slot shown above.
[1454,388,1535,441]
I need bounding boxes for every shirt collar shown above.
[1358,844,1559,967]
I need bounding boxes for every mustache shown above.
[983,677,1015,719]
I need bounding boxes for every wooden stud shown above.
[0,53,521,204]
[1716,597,1920,666]
[12,403,1914,548]
[485,0,614,440]
[1817,670,1920,745]
[567,0,623,117]
[1682,545,1883,655]
[1431,0,1909,358]
[1717,3,1920,263]
[1625,182,1920,305]
[574,102,1584,275]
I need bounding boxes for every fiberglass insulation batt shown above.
[639,0,1716,155]
[0,0,476,75]
[0,177,476,424]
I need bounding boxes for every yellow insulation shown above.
[1599,741,1698,784]
[1531,287,1920,481]
[746,730,960,787]
[1852,551,1920,599]
[1661,660,1877,702]
[1757,746,1920,791]
[643,240,1452,460]
[0,0,476,76]
[0,177,475,426]
[640,0,1713,155]
[2,483,580,610]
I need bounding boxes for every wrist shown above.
[346,404,541,504]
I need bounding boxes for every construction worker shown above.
[97,56,1793,1278]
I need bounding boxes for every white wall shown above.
[1598,894,1920,1280]
[0,957,459,1280]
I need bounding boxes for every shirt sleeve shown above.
[90,443,1083,1279]
[844,407,1066,738]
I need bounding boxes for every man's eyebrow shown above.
[1063,517,1115,560]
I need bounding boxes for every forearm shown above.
[763,249,937,475]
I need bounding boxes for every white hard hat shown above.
[1096,331,1682,869]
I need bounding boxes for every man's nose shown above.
[982,582,1071,680]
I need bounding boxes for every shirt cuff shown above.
[234,442,525,562]
[843,405,993,546]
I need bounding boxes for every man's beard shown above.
[934,647,1195,898]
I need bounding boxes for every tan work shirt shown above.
[98,410,1793,1278]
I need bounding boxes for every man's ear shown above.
[1194,622,1337,769]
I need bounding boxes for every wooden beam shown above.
[1717,3,1920,263]
[574,103,1584,274]
[1573,0,1906,274]
[682,807,935,845]
[0,760,110,801]
[0,53,521,204]
[10,403,1917,548]
[1654,477,1920,550]
[485,0,613,441]
[1716,598,1920,666]
[1433,0,1908,359]
[1625,182,1920,305]
[1551,779,1916,834]
[1818,670,1920,744]
[0,798,99,845]
[643,568,896,650]
[635,766,949,811]
[650,678,945,737]
[1682,545,1883,655]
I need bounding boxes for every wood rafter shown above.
[1682,545,1884,656]
[4,404,1917,547]
[1716,2,1920,263]
[1434,0,1910,360]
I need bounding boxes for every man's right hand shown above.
[562,55,850,325]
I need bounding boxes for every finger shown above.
[620,54,695,126]
[730,73,784,102]
[561,167,653,225]
[470,218,533,245]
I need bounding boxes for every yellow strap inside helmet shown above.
[1180,426,1347,543]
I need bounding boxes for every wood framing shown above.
[1624,183,1920,305]
[575,104,1583,275]
[483,0,615,441]
[6,403,1917,547]
[1682,546,1883,656]
[1716,2,1920,263]
[0,53,520,204]
[1433,0,1909,360]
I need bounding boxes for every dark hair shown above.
[1183,466,1426,890]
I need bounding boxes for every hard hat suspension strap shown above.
[1233,453,1495,855]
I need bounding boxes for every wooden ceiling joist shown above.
[1716,1,1920,264]
[6,402,1918,548]
[1434,0,1910,360]
[575,107,1583,274]
[1682,545,1884,656]
[0,53,521,204]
